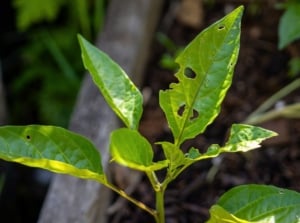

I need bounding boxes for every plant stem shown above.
[146,171,165,223]
[246,78,300,122]
[155,187,166,223]
[103,181,157,218]
[245,103,300,125]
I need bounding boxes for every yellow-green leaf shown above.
[110,128,168,172]
[0,125,105,182]
[207,205,273,223]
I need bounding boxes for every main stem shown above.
[147,171,166,223]
[155,186,166,223]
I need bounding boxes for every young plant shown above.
[1,6,300,222]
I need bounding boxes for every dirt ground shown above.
[107,0,300,222]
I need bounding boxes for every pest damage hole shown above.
[218,25,225,30]
[26,135,31,140]
[190,109,199,120]
[177,105,185,117]
[184,67,196,79]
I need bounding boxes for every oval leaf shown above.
[78,35,143,130]
[0,125,105,182]
[110,128,167,171]
[208,184,300,223]
[159,6,243,145]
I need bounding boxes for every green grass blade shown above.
[0,125,105,182]
[159,6,243,146]
[78,35,143,130]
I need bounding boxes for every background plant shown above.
[245,0,300,124]
[6,0,106,126]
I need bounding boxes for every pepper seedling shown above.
[1,6,300,223]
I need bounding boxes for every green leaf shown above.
[189,124,277,161]
[13,0,65,31]
[207,184,300,223]
[110,128,168,171]
[0,125,105,182]
[158,141,185,171]
[186,147,201,159]
[78,35,143,130]
[278,1,300,49]
[206,205,261,223]
[223,124,277,152]
[159,6,243,146]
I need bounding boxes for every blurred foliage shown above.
[9,0,107,126]
[245,0,300,125]
[277,0,300,78]
[288,57,300,78]
[156,32,182,71]
[277,0,300,50]
[14,0,65,31]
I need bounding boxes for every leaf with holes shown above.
[185,124,277,161]
[159,6,243,146]
[78,35,143,130]
[0,125,106,182]
[207,184,300,223]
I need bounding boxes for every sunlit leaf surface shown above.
[207,184,300,223]
[159,6,243,146]
[110,128,168,171]
[78,35,143,130]
[0,125,105,182]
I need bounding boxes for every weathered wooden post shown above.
[38,0,164,222]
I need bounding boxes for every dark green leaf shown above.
[186,147,201,159]
[208,184,300,223]
[78,35,143,130]
[159,6,243,146]
[0,125,105,182]
[278,1,300,49]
